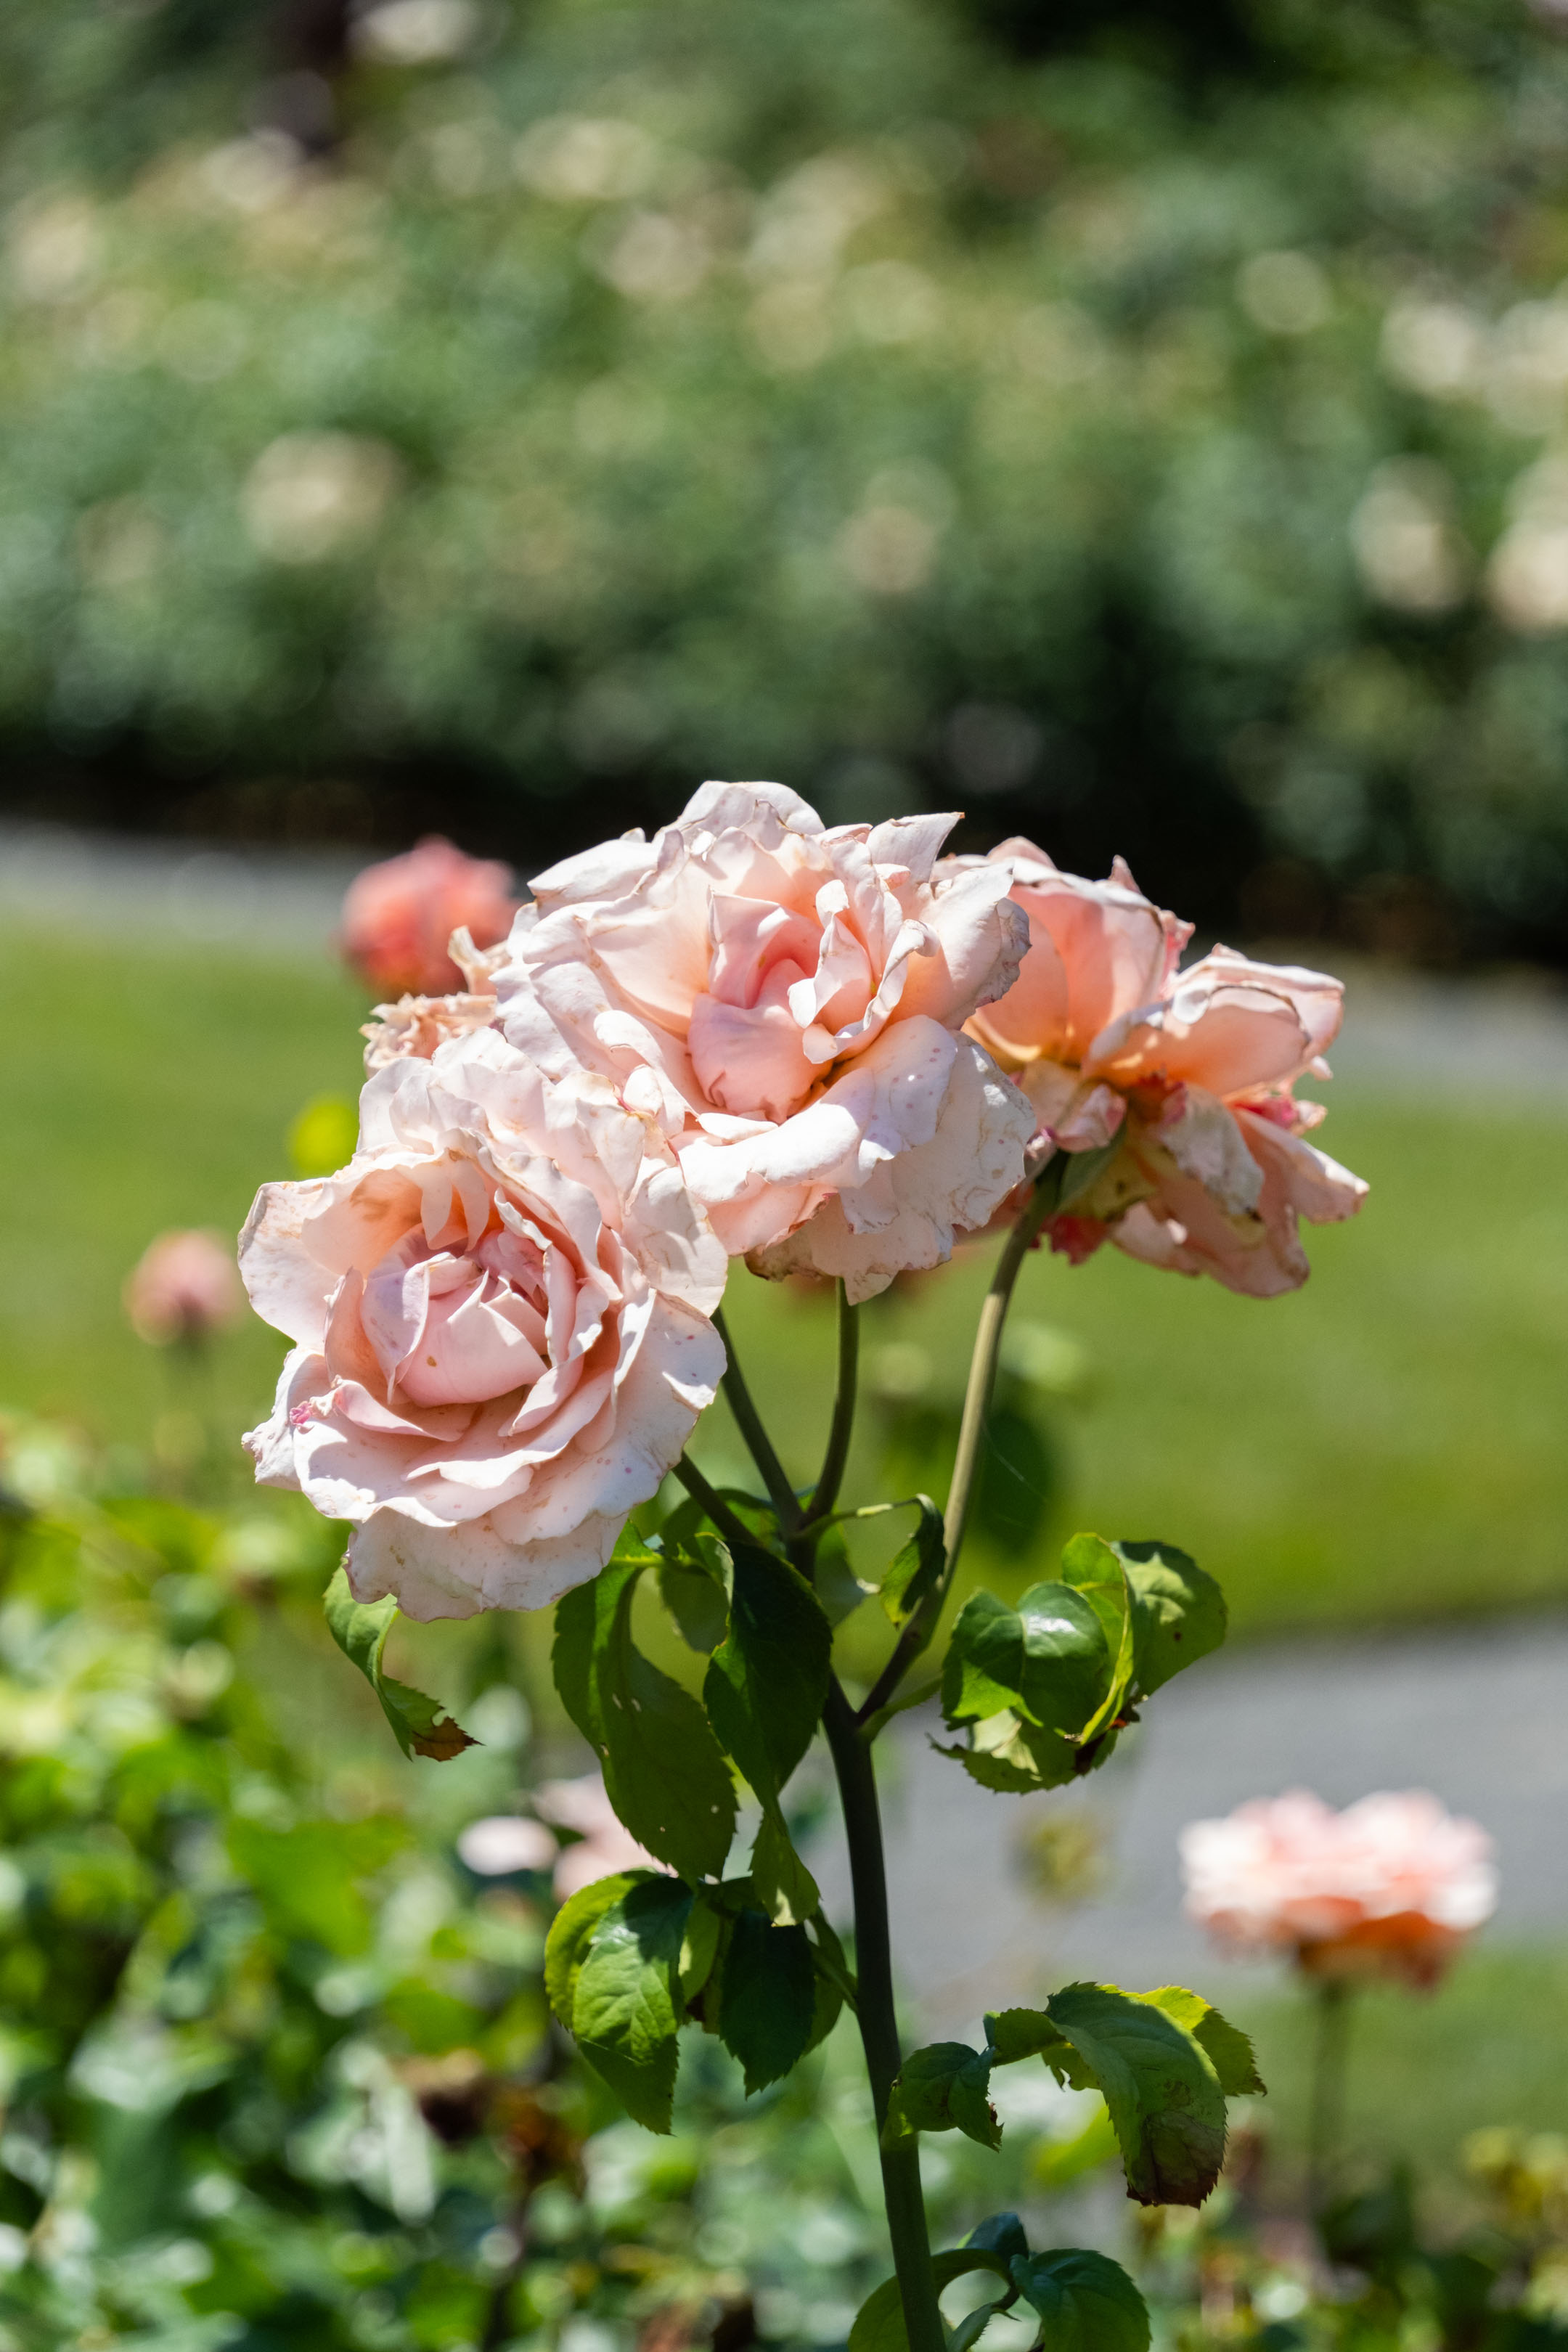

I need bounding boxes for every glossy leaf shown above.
[553,1549,736,1881]
[1010,2250,1150,2352]
[986,1983,1228,2206]
[883,2041,1000,2150]
[324,1567,476,1761]
[570,1872,693,2133]
[704,1541,831,1801]
[716,1906,818,2094]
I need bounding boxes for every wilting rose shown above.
[362,928,507,1074]
[1180,1789,1497,1988]
[341,837,518,997]
[536,1772,661,1900]
[125,1228,244,1344]
[496,782,1034,1302]
[240,1030,726,1618]
[961,838,1366,1297]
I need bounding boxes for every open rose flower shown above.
[495,782,1034,1302]
[1180,1790,1497,1989]
[341,836,518,997]
[125,1228,245,1344]
[362,928,507,1074]
[960,838,1367,1297]
[240,1030,726,1618]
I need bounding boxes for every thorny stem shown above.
[823,1677,945,2352]
[810,1287,860,1522]
[1307,1975,1353,2223]
[714,1304,801,1530]
[854,1171,1058,1727]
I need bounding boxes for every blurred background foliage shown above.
[7,0,1568,952]
[0,1415,1122,2351]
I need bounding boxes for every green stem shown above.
[1306,1974,1352,2221]
[714,1304,801,1530]
[856,1172,1057,1727]
[810,1286,860,1522]
[823,1678,945,2352]
[670,1454,758,1554]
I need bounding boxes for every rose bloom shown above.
[125,1228,244,1344]
[960,839,1367,1296]
[456,1813,558,1877]
[362,928,507,1074]
[240,1030,726,1618]
[341,836,518,997]
[495,782,1034,1302]
[536,1772,661,1901]
[1180,1790,1498,1989]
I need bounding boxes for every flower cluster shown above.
[1180,1789,1497,1988]
[242,791,1365,1614]
[960,839,1367,1296]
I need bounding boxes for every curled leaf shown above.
[324,1565,476,1761]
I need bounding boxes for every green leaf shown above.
[704,1541,831,1802]
[545,1869,656,2033]
[751,1802,821,1927]
[1058,1538,1136,1745]
[883,2042,1000,2151]
[553,1551,737,1881]
[571,1872,693,2133]
[942,1583,1109,1740]
[1114,1540,1228,1696]
[1010,2250,1150,2352]
[1138,1988,1265,2097]
[878,1497,945,1628]
[804,1915,849,2051]
[931,1707,1086,1794]
[966,2214,1028,2260]
[677,1890,724,2005]
[716,1907,817,2094]
[657,1539,730,1654]
[985,1984,1227,2207]
[849,2250,1014,2352]
[324,1566,477,1761]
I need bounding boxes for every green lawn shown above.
[4,916,1567,1637]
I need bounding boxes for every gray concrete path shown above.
[807,1616,1568,2038]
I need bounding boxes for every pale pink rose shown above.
[124,1228,244,1344]
[457,1814,558,1876]
[1180,1790,1497,1989]
[960,838,1366,1298]
[240,1030,727,1620]
[362,930,508,1074]
[495,783,1034,1303]
[536,1772,661,1901]
[341,838,518,997]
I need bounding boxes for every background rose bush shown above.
[7,0,1568,960]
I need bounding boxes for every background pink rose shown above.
[497,781,1034,1302]
[341,837,518,997]
[1180,1789,1497,1988]
[963,838,1366,1297]
[124,1228,244,1345]
[240,1031,726,1618]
